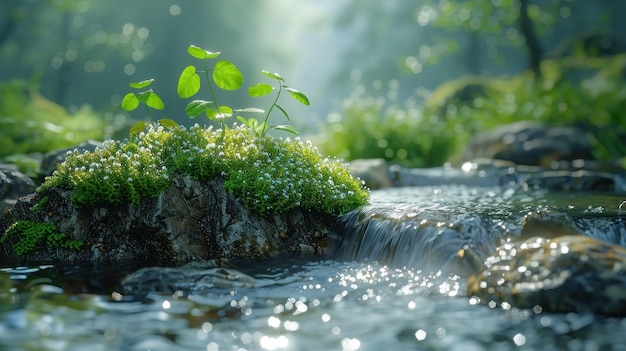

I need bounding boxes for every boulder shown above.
[0,174,334,264]
[461,121,594,166]
[467,234,626,315]
[346,158,392,189]
[0,167,37,216]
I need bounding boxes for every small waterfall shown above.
[328,186,626,277]
[328,204,509,277]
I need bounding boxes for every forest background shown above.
[1,0,625,170]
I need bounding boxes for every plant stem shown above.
[261,83,283,136]
[203,61,226,138]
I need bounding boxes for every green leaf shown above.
[187,45,220,60]
[145,92,165,110]
[216,105,233,118]
[275,103,291,121]
[177,66,201,98]
[248,83,273,97]
[205,108,218,120]
[234,107,265,114]
[285,88,310,106]
[121,93,139,111]
[212,60,243,90]
[129,79,154,89]
[129,121,147,136]
[272,124,299,136]
[158,119,178,129]
[261,70,284,82]
[136,90,153,103]
[185,100,213,117]
[237,116,258,129]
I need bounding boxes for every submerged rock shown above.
[467,235,626,316]
[0,175,334,264]
[120,259,255,297]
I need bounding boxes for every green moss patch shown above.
[39,124,369,215]
[0,220,83,256]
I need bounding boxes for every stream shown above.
[1,185,626,350]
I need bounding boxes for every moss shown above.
[39,124,369,216]
[0,220,83,256]
[29,196,49,213]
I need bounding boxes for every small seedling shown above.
[120,78,177,138]
[243,70,309,136]
[121,45,310,138]
[178,45,309,137]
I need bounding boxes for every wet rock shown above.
[461,121,594,166]
[521,170,617,192]
[0,167,37,216]
[120,259,255,297]
[388,160,517,187]
[519,211,584,240]
[467,235,626,316]
[347,158,392,190]
[0,174,335,264]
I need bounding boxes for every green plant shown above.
[39,46,368,215]
[39,124,369,215]
[38,135,171,207]
[178,45,309,137]
[120,79,178,139]
[319,84,456,168]
[321,54,626,167]
[0,80,109,157]
[0,220,83,256]
[426,54,626,161]
[29,196,49,213]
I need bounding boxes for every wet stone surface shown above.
[120,259,255,298]
[466,235,626,316]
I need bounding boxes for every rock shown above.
[0,167,37,216]
[520,169,617,192]
[120,259,255,297]
[461,121,594,166]
[466,235,626,315]
[388,159,518,187]
[0,174,335,264]
[346,158,392,189]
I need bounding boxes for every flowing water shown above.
[1,185,626,351]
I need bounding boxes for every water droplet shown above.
[414,329,427,341]
[513,333,526,346]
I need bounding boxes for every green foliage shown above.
[426,54,626,160]
[320,54,626,166]
[122,46,309,139]
[162,124,367,215]
[0,220,83,256]
[38,135,171,207]
[0,80,107,157]
[175,45,308,137]
[39,124,369,216]
[319,84,455,168]
[49,46,364,215]
[29,196,49,213]
[120,79,175,139]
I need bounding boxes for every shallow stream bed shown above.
[1,186,625,350]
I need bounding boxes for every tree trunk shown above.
[518,0,543,78]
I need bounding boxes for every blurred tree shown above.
[0,1,264,122]
[328,0,625,99]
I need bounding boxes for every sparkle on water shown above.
[1,185,625,350]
